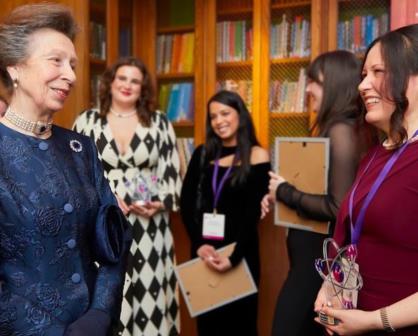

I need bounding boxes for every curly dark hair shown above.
[362,23,418,147]
[99,57,156,127]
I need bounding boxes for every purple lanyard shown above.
[212,152,238,212]
[349,131,418,245]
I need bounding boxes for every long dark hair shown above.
[362,24,418,147]
[308,50,362,136]
[99,57,156,127]
[205,90,259,184]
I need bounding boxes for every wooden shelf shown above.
[89,57,106,67]
[270,112,309,119]
[173,120,194,127]
[157,25,195,34]
[271,1,310,10]
[217,6,252,17]
[157,72,194,80]
[271,57,311,65]
[216,60,252,68]
[339,0,385,5]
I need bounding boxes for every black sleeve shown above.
[276,123,359,222]
[180,145,204,244]
[229,163,270,266]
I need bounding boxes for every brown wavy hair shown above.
[99,57,156,127]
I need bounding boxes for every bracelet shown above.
[380,307,396,333]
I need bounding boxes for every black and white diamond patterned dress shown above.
[73,109,181,336]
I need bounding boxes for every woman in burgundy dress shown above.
[314,24,418,335]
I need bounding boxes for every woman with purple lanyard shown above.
[180,90,270,336]
[314,24,418,335]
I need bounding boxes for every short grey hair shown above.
[0,3,79,90]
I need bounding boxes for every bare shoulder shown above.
[250,146,270,164]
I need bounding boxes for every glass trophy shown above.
[124,172,159,206]
[315,238,363,325]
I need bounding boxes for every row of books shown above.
[270,15,311,59]
[176,137,194,179]
[90,22,106,60]
[337,14,389,53]
[216,80,253,110]
[269,68,307,113]
[216,21,253,63]
[156,33,195,74]
[159,83,195,122]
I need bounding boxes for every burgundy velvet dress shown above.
[334,141,418,335]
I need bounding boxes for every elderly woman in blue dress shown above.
[0,4,131,335]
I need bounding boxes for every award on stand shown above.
[315,238,363,325]
[124,172,159,205]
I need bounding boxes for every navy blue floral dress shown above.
[0,123,131,335]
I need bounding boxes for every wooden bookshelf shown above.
[157,25,195,34]
[271,112,310,119]
[157,73,194,80]
[2,2,401,336]
[272,0,311,10]
[271,57,311,65]
[328,0,390,51]
[267,1,318,145]
[216,60,253,68]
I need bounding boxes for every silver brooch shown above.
[70,139,83,152]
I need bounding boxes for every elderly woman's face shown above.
[9,28,77,114]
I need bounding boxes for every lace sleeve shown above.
[276,122,360,223]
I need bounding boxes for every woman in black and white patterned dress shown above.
[73,57,181,336]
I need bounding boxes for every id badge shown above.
[202,212,225,240]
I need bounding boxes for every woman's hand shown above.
[314,283,336,335]
[314,282,331,313]
[268,171,286,199]
[129,201,164,218]
[314,307,381,336]
[116,195,130,215]
[260,193,273,219]
[197,245,232,272]
[207,255,232,272]
[197,244,217,260]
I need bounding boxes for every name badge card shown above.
[202,213,225,240]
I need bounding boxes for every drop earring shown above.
[13,78,18,89]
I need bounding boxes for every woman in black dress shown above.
[261,50,371,336]
[180,90,270,336]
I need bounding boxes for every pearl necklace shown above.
[4,107,52,135]
[110,108,137,118]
